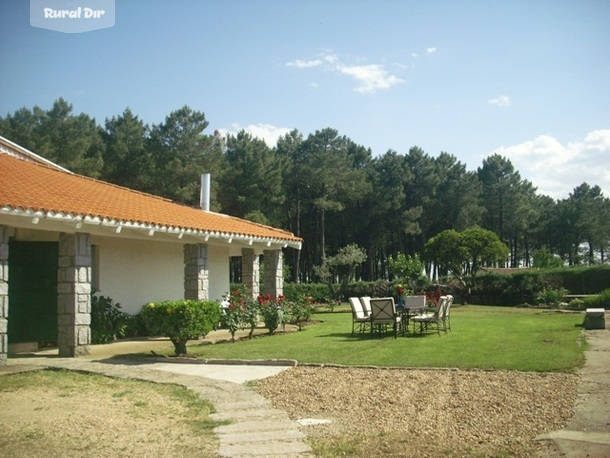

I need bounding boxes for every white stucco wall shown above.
[208,244,231,301]
[93,236,184,315]
[92,236,231,315]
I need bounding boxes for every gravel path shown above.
[254,365,579,457]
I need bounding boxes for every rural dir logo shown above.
[30,0,115,33]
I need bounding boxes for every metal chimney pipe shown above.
[200,173,211,211]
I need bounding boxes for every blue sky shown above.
[1,0,609,199]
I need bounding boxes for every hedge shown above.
[469,265,610,306]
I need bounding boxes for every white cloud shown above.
[337,63,404,93]
[426,47,437,54]
[488,130,610,199]
[220,123,293,147]
[322,52,339,64]
[286,50,403,94]
[488,95,512,107]
[286,58,323,69]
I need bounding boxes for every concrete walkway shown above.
[536,312,610,457]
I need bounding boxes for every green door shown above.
[8,241,58,344]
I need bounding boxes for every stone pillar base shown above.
[57,233,92,358]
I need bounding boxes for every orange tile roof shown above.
[0,153,302,246]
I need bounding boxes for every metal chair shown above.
[349,297,371,334]
[360,296,372,317]
[369,297,402,338]
[412,296,448,335]
[443,295,454,332]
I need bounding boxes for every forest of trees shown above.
[2,98,609,283]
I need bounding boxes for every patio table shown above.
[397,305,426,332]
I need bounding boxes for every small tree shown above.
[388,252,425,291]
[313,243,367,301]
[425,226,509,300]
[140,300,221,355]
[533,246,564,269]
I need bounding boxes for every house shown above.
[0,135,302,364]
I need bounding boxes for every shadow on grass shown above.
[316,330,435,341]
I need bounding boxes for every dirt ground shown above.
[0,363,580,458]
[0,369,219,458]
[254,365,579,457]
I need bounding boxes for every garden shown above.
[147,302,587,457]
[47,261,610,457]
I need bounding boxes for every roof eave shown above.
[0,206,303,250]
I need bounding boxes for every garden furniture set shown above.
[349,295,454,338]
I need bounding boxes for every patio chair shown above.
[444,295,454,332]
[360,296,372,317]
[349,297,371,334]
[402,295,426,329]
[369,297,402,338]
[412,296,448,335]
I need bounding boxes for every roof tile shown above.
[0,154,301,244]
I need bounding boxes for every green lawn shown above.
[187,305,586,372]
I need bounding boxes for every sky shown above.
[1,0,609,200]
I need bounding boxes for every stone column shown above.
[184,244,209,300]
[57,233,91,357]
[0,226,8,366]
[264,249,283,299]
[241,248,260,299]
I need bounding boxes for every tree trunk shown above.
[171,338,188,356]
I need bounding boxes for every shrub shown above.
[123,313,149,338]
[140,300,221,355]
[283,283,330,303]
[257,294,287,334]
[287,295,316,331]
[91,294,128,344]
[583,289,610,309]
[222,285,250,342]
[566,298,585,311]
[535,288,568,307]
[241,300,260,339]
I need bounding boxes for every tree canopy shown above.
[2,99,609,283]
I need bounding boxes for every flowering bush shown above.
[257,294,286,334]
[288,295,316,331]
[395,284,405,296]
[223,286,250,342]
[241,300,260,339]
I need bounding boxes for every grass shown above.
[0,369,223,457]
[186,305,586,372]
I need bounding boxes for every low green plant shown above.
[241,300,260,339]
[257,294,285,334]
[288,295,316,331]
[140,299,221,355]
[567,298,586,310]
[536,287,568,307]
[583,288,610,309]
[222,285,250,342]
[91,294,128,344]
